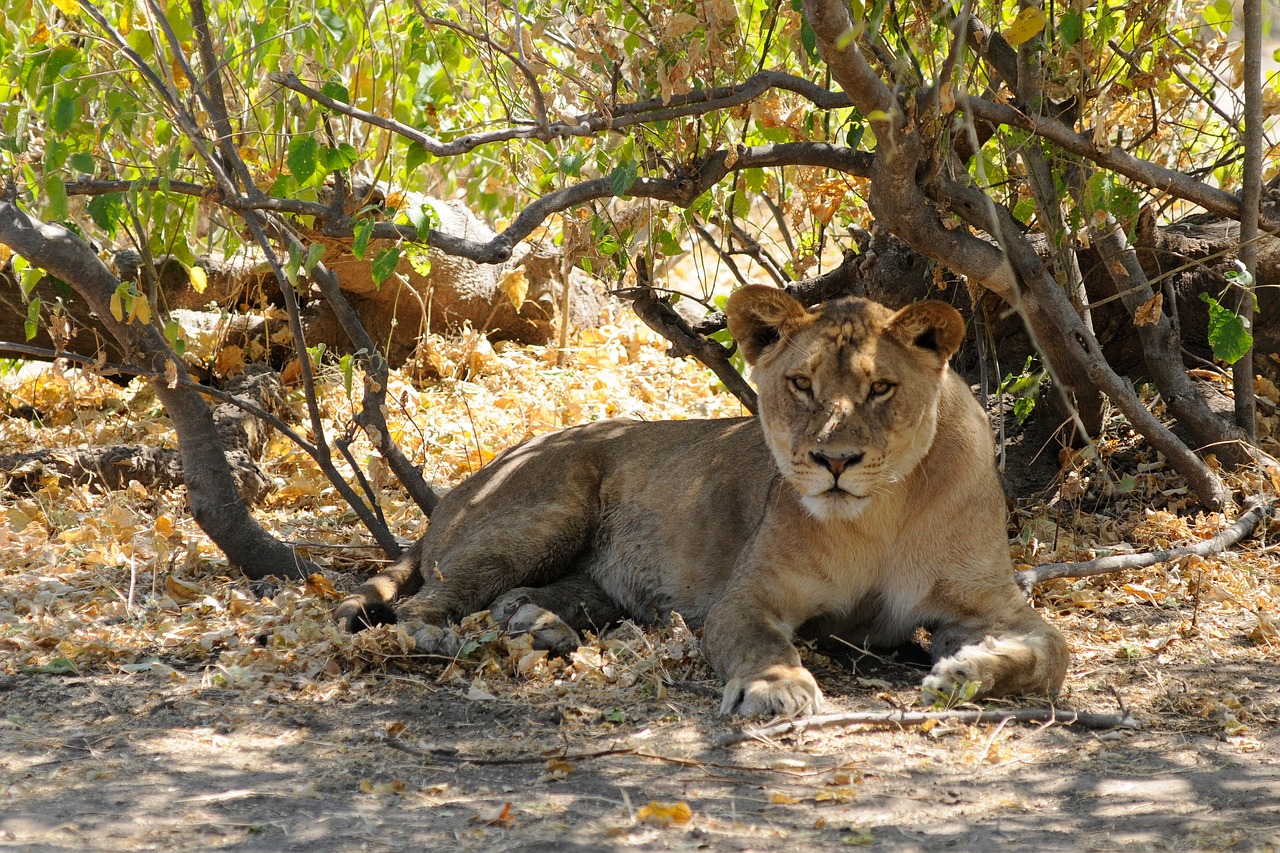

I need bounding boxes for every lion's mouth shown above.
[825,485,866,500]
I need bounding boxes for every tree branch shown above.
[719,706,1141,746]
[1016,497,1270,589]
[622,259,758,412]
[962,96,1280,234]
[0,198,316,580]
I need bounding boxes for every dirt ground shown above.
[3,315,1279,851]
[3,608,1278,853]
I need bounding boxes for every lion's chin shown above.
[800,491,871,522]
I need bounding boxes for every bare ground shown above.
[3,609,1278,853]
[3,317,1279,851]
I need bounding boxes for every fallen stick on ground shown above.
[718,707,1141,747]
[1015,496,1270,592]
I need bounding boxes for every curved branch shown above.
[1017,498,1270,589]
[962,96,1279,233]
[0,198,316,580]
[270,70,852,160]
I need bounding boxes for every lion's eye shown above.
[869,379,895,398]
[790,375,813,394]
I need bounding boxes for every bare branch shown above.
[1234,0,1264,440]
[719,706,1141,746]
[1016,498,1270,589]
[271,70,851,160]
[962,96,1279,234]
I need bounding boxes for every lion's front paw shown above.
[719,665,825,718]
[921,649,996,704]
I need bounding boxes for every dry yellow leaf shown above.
[50,0,80,16]
[1004,7,1046,47]
[815,787,858,803]
[1134,292,1163,326]
[165,575,205,604]
[188,265,208,294]
[637,800,693,826]
[770,792,801,804]
[306,573,342,601]
[545,758,574,779]
[498,268,528,313]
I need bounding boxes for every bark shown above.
[0,199,317,581]
[800,0,1228,508]
[0,364,283,502]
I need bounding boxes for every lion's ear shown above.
[726,286,810,365]
[886,301,965,363]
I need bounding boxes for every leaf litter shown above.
[2,308,1279,850]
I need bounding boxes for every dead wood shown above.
[718,706,1142,746]
[0,200,317,580]
[0,364,285,503]
[1015,497,1271,590]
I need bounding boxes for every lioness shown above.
[336,286,1068,717]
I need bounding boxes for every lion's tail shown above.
[333,539,425,631]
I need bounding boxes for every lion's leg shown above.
[487,573,624,655]
[392,490,601,639]
[703,593,825,718]
[922,598,1068,701]
[333,540,427,631]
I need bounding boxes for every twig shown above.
[718,706,1141,747]
[622,258,758,412]
[1016,497,1270,590]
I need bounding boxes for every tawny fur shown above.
[335,286,1069,717]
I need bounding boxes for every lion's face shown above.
[726,287,966,521]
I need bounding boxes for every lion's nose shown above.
[810,450,864,476]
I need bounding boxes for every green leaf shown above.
[320,143,359,172]
[287,136,319,182]
[304,242,326,274]
[845,121,864,150]
[800,18,818,62]
[44,175,68,220]
[321,81,350,104]
[405,141,432,172]
[50,95,74,134]
[285,242,302,287]
[87,194,123,234]
[609,160,638,197]
[339,353,354,398]
[371,247,400,286]
[1200,293,1254,364]
[352,218,374,260]
[70,151,95,174]
[1059,10,1083,47]
[25,296,41,341]
[22,657,79,675]
[45,139,68,171]
[406,202,439,241]
[164,319,186,356]
[406,244,432,276]
[316,6,348,41]
[559,151,584,177]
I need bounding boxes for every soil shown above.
[3,609,1278,853]
[3,315,1278,852]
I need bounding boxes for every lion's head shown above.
[726,286,966,521]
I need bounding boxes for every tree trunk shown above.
[0,200,317,581]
